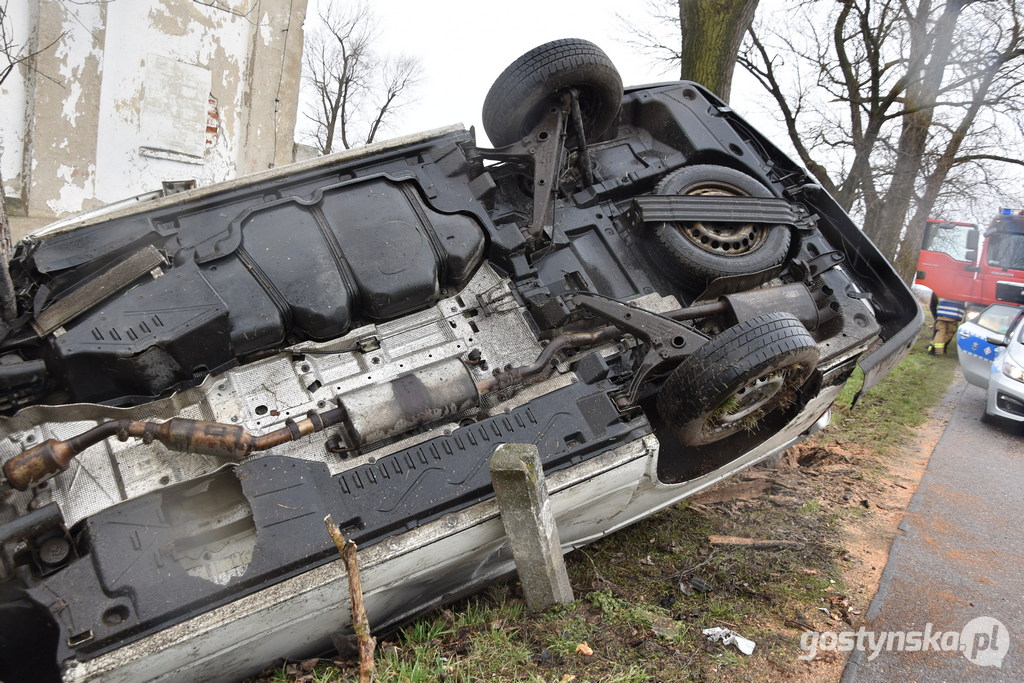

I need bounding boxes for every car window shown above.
[975,304,1024,335]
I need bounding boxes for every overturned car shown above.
[0,40,921,681]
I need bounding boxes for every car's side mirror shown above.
[986,334,1008,346]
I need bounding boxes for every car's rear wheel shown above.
[657,312,818,446]
[645,165,792,292]
[482,38,622,147]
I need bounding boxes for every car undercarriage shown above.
[0,39,921,681]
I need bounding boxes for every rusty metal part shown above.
[476,326,620,394]
[664,283,821,332]
[2,406,346,492]
[338,358,480,450]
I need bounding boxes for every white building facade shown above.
[1,0,307,222]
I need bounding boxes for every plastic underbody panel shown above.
[0,82,921,681]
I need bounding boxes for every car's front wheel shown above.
[657,312,818,446]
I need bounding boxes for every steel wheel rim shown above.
[678,185,770,256]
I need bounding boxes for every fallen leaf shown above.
[576,642,594,656]
[650,616,681,639]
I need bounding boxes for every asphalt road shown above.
[843,375,1023,682]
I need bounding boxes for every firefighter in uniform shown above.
[928,298,967,355]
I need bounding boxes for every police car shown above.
[958,303,1024,422]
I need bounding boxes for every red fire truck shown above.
[915,209,1024,309]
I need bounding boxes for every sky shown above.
[360,0,681,144]
[299,0,765,147]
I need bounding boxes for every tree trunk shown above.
[0,166,17,321]
[678,0,760,102]
[861,0,965,265]
[893,51,1003,281]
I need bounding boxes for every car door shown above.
[957,303,1024,388]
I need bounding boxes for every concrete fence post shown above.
[489,442,575,612]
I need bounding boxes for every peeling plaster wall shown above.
[93,0,254,201]
[26,0,106,218]
[5,0,306,220]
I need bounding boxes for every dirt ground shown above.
[694,397,953,682]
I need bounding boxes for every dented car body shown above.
[0,40,921,681]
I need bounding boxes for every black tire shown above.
[980,411,1015,429]
[482,39,623,147]
[646,165,792,292]
[657,312,818,446]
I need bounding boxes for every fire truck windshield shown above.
[921,222,974,261]
[986,233,1024,271]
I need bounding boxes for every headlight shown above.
[1002,355,1024,383]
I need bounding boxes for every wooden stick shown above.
[707,535,802,550]
[325,515,375,682]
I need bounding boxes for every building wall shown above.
[1,0,307,220]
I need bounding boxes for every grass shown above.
[253,315,960,682]
[822,322,960,457]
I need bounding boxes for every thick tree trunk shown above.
[678,0,760,102]
[861,0,965,267]
[893,54,1002,281]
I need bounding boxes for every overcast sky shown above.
[300,0,780,146]
[360,0,678,144]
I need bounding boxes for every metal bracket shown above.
[473,106,568,241]
[470,89,598,242]
[570,293,708,405]
[790,250,845,283]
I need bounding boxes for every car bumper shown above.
[987,370,1024,422]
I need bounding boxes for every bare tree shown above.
[738,0,1024,280]
[0,0,64,321]
[301,2,421,154]
[620,0,760,101]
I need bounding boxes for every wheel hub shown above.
[718,371,786,424]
